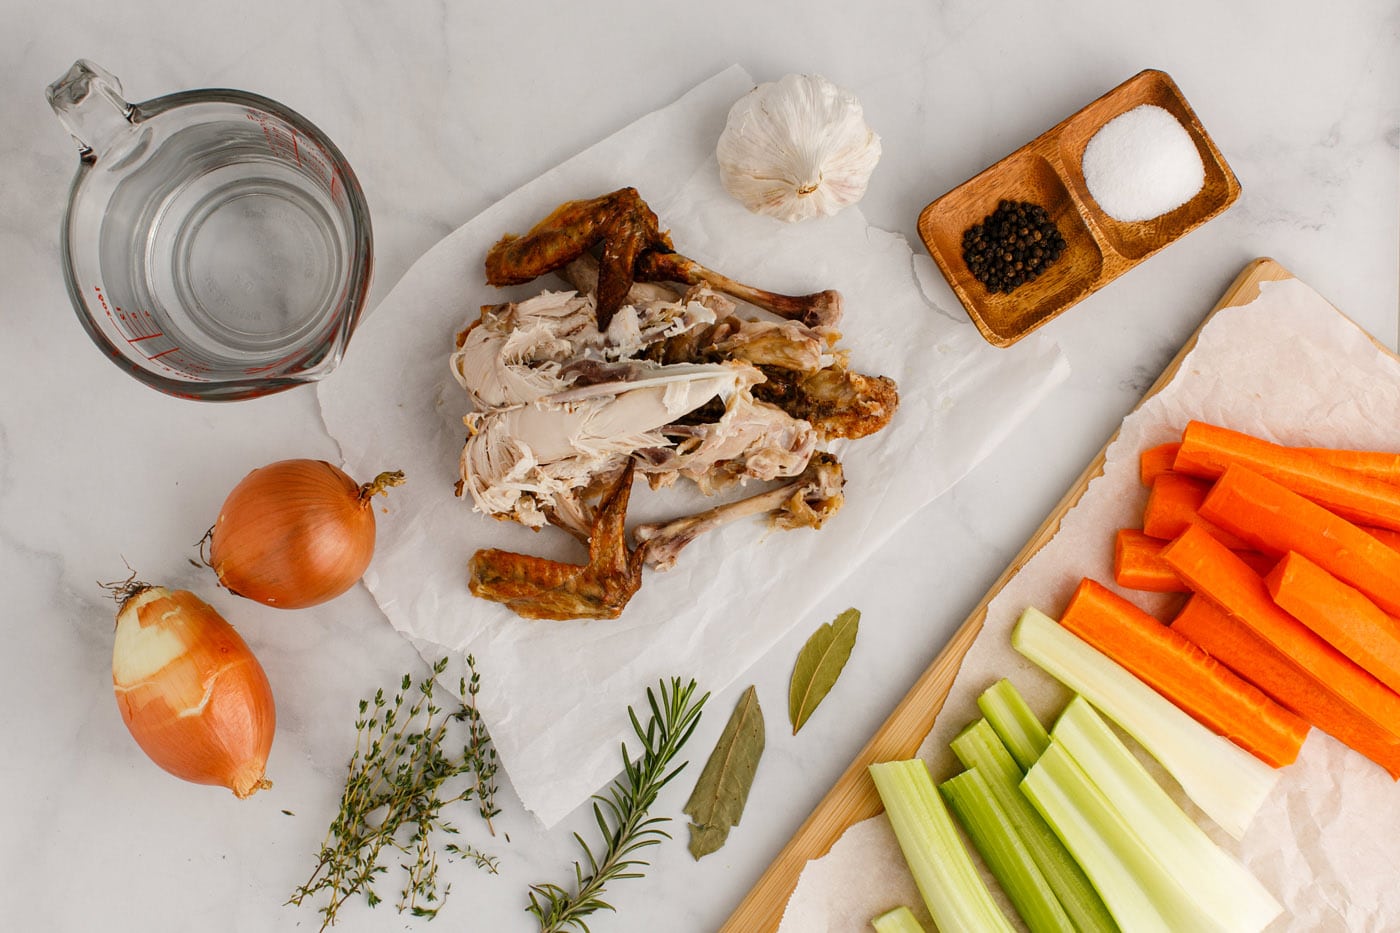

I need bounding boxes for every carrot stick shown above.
[1114,529,1182,592]
[1172,596,1400,779]
[1139,442,1181,486]
[1173,420,1400,531]
[1198,464,1400,618]
[1114,529,1273,593]
[1060,578,1307,767]
[1161,524,1400,740]
[1266,552,1400,696]
[1154,432,1400,485]
[1362,524,1400,554]
[1142,472,1251,550]
[1300,447,1400,484]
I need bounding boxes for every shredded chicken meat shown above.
[454,188,899,620]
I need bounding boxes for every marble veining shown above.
[1,1,1396,931]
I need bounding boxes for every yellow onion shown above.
[209,459,404,609]
[112,585,275,798]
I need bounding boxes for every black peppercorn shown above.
[961,200,1067,294]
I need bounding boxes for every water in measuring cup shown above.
[97,120,350,375]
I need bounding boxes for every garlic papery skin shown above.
[717,73,882,223]
[112,586,276,798]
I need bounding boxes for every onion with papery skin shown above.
[111,584,275,798]
[209,460,404,609]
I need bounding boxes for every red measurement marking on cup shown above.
[92,285,212,379]
[96,288,167,345]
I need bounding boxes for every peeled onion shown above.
[112,585,275,798]
[209,459,403,609]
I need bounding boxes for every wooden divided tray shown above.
[720,258,1293,932]
[918,69,1241,347]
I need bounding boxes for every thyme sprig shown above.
[288,656,498,929]
[527,677,708,933]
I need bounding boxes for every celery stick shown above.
[1012,607,1278,839]
[1023,742,1223,932]
[940,768,1076,933]
[979,678,1049,772]
[868,759,1015,933]
[1053,698,1283,932]
[870,905,928,933]
[951,720,1118,933]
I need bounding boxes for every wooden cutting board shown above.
[719,257,1296,932]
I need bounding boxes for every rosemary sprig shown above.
[526,677,709,932]
[288,656,498,929]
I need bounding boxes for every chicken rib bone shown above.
[633,452,845,572]
[635,250,843,329]
[468,462,648,620]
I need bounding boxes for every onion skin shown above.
[210,459,401,609]
[112,587,275,798]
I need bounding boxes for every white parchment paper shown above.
[779,276,1400,932]
[317,66,1069,828]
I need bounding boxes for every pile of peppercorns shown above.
[961,200,1066,294]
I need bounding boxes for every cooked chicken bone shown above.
[634,452,845,571]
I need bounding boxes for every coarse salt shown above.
[1082,104,1204,222]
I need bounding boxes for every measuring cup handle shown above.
[46,60,136,165]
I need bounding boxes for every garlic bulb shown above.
[717,73,882,223]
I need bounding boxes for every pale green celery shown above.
[1053,698,1283,932]
[1023,742,1222,932]
[940,768,1075,933]
[868,760,1015,933]
[950,720,1118,933]
[870,905,928,933]
[978,678,1049,772]
[1012,607,1278,839]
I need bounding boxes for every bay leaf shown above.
[683,684,765,859]
[788,608,860,735]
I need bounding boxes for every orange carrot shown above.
[1142,472,1251,550]
[1139,442,1181,485]
[1173,420,1400,531]
[1060,578,1307,767]
[1266,552,1400,696]
[1161,524,1400,740]
[1114,529,1182,591]
[1301,447,1400,484]
[1114,528,1273,593]
[1198,464,1400,618]
[1362,524,1400,554]
[1172,596,1400,779]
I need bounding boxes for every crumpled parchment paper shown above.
[317,65,1069,828]
[778,276,1400,932]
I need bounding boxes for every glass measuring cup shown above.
[47,60,373,400]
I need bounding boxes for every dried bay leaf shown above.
[788,608,860,735]
[683,684,765,859]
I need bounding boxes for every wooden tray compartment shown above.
[918,69,1241,347]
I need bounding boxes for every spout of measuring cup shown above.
[46,60,136,165]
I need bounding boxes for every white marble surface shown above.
[1,2,1396,932]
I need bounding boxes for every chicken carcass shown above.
[452,288,819,538]
[457,189,900,620]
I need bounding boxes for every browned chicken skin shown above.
[752,366,900,441]
[485,187,843,331]
[468,463,647,621]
